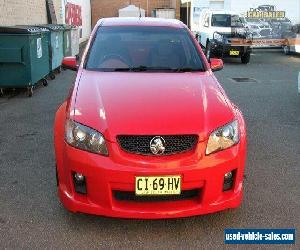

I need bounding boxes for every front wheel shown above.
[283,45,290,55]
[241,52,251,64]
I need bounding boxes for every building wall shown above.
[0,0,62,26]
[0,0,91,42]
[61,0,92,42]
[91,0,181,27]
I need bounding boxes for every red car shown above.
[54,18,247,219]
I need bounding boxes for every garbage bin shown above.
[36,24,64,79]
[70,26,80,58]
[0,26,50,97]
[59,24,72,57]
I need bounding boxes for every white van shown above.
[193,9,252,63]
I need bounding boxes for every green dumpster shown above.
[59,24,80,57]
[36,24,64,79]
[59,24,72,56]
[70,26,80,58]
[0,26,50,96]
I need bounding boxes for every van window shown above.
[211,14,243,28]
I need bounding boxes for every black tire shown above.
[27,86,33,97]
[49,72,55,80]
[42,78,48,87]
[283,45,290,55]
[205,41,211,61]
[241,52,251,64]
[56,67,61,74]
[55,165,59,186]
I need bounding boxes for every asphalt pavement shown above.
[0,49,299,249]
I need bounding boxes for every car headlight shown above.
[214,33,223,42]
[65,119,108,156]
[206,120,239,155]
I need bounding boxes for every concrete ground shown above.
[0,49,299,249]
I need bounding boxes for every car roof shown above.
[97,17,185,28]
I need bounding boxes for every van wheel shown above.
[283,45,290,55]
[241,52,251,64]
[205,42,211,61]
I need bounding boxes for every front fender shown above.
[54,102,67,176]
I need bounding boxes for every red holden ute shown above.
[54,18,246,219]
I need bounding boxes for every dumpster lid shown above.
[36,24,65,31]
[70,25,79,30]
[58,24,72,30]
[0,26,48,34]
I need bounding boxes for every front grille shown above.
[117,135,198,156]
[113,189,200,202]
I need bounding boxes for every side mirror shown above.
[62,57,78,71]
[210,58,224,72]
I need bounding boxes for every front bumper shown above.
[56,137,246,219]
[210,40,251,58]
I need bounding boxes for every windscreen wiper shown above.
[130,66,205,72]
[108,66,172,72]
[130,66,174,72]
[103,67,203,72]
[173,67,204,72]
[112,68,131,72]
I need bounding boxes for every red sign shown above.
[65,2,82,26]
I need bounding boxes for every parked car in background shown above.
[55,17,247,219]
[194,9,252,63]
[241,17,272,39]
[267,17,293,38]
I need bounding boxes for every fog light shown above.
[74,173,85,182]
[224,171,233,180]
[73,172,87,194]
[223,171,234,191]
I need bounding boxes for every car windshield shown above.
[85,26,205,72]
[212,14,244,27]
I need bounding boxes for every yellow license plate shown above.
[230,50,240,56]
[135,176,181,196]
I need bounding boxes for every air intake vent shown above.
[117,135,198,156]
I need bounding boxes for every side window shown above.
[204,15,210,27]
